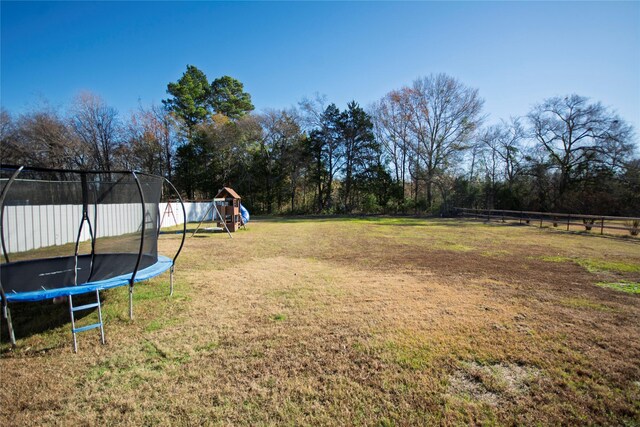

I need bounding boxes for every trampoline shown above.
[0,165,186,351]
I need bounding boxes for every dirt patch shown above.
[448,361,541,405]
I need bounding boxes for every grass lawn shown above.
[1,217,639,425]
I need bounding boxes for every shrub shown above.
[361,194,381,214]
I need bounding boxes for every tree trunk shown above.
[426,178,433,210]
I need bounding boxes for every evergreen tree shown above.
[210,76,254,119]
[339,101,377,212]
[163,65,212,133]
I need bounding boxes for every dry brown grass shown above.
[1,217,639,425]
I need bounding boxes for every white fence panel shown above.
[2,202,212,255]
[158,202,218,227]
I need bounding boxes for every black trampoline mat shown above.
[1,253,157,294]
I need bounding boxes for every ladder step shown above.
[71,302,100,312]
[73,323,102,333]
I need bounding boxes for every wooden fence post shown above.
[601,217,605,235]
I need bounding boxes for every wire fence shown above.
[456,208,640,237]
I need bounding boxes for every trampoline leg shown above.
[170,266,174,297]
[3,305,16,346]
[69,298,78,353]
[129,286,134,320]
[96,290,105,345]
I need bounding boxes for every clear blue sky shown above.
[2,1,639,133]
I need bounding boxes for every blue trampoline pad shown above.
[2,255,173,303]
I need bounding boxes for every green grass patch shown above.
[271,313,287,321]
[561,298,615,312]
[388,342,432,370]
[442,243,474,252]
[196,341,220,352]
[540,256,571,263]
[363,338,434,370]
[86,340,191,387]
[145,317,179,332]
[596,281,640,294]
[576,259,640,274]
[540,256,640,273]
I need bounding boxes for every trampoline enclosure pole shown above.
[0,166,24,263]
[163,177,187,297]
[170,266,174,296]
[163,177,187,263]
[0,166,23,345]
[130,171,147,320]
[129,286,134,321]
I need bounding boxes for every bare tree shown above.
[477,127,501,208]
[126,109,164,175]
[0,109,14,142]
[69,92,120,171]
[528,94,634,205]
[408,74,484,208]
[2,107,87,169]
[152,104,179,180]
[0,108,20,164]
[298,93,328,134]
[478,117,525,187]
[372,88,413,200]
[19,110,75,168]
[125,104,178,177]
[374,75,484,210]
[257,109,302,213]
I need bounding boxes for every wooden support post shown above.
[567,214,571,231]
[601,217,605,235]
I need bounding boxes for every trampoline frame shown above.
[0,165,187,350]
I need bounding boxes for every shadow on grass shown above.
[160,224,240,236]
[162,216,640,246]
[252,215,451,225]
[252,215,640,244]
[160,228,223,235]
[0,292,104,351]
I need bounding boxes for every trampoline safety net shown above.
[0,166,164,297]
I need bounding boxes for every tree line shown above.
[2,65,638,216]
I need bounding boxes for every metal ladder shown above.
[68,290,105,353]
